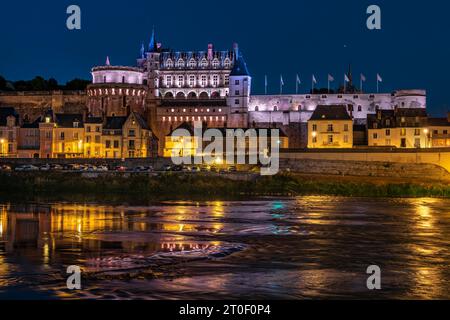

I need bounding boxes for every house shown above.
[368,108,429,148]
[0,107,20,158]
[428,114,450,147]
[84,117,103,158]
[307,105,353,149]
[18,118,41,158]
[52,114,85,158]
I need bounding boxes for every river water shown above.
[0,197,448,300]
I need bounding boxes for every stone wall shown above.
[0,91,87,121]
[281,149,450,180]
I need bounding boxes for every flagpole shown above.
[328,79,330,94]
[344,75,346,94]
[296,75,298,94]
[265,76,267,95]
[377,79,379,93]
[360,78,363,92]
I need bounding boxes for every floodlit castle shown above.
[86,29,426,150]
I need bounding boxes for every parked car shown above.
[163,165,173,172]
[0,165,12,171]
[191,166,200,173]
[200,166,211,172]
[115,166,127,172]
[228,166,238,173]
[50,164,63,171]
[172,165,183,172]
[15,165,39,172]
[182,166,191,172]
[39,164,51,171]
[96,165,109,172]
[134,166,154,173]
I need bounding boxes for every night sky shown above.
[1,0,449,115]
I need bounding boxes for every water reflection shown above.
[0,197,449,300]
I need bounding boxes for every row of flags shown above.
[267,73,384,94]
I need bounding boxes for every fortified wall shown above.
[0,91,87,121]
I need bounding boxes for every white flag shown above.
[377,74,383,82]
[312,75,317,84]
[296,74,301,84]
[280,75,285,86]
[344,74,350,82]
[328,74,334,82]
[360,73,366,82]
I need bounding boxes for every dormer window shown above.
[200,59,208,68]
[45,117,51,124]
[224,59,231,68]
[189,59,196,68]
[73,122,79,128]
[177,59,185,68]
[165,59,174,68]
[212,59,220,68]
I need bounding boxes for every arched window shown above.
[274,106,278,111]
[164,92,174,99]
[358,105,362,112]
[188,92,197,99]
[211,92,220,99]
[255,106,259,112]
[176,92,186,99]
[199,92,209,100]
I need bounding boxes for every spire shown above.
[140,42,145,59]
[230,48,250,77]
[149,26,157,52]
[106,56,111,66]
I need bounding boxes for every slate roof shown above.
[230,54,250,76]
[131,112,149,130]
[309,105,352,121]
[85,117,103,124]
[104,116,127,130]
[428,118,450,126]
[55,114,83,128]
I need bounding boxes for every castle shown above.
[1,30,448,159]
[85,30,427,150]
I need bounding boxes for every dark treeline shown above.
[0,75,91,92]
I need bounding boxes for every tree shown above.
[64,78,91,90]
[0,75,6,90]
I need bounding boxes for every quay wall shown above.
[280,149,450,180]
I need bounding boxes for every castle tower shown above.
[145,27,162,132]
[227,43,251,128]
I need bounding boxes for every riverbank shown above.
[0,172,449,199]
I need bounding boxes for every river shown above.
[0,197,448,299]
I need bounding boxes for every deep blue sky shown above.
[0,0,449,115]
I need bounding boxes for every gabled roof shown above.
[55,114,83,128]
[104,116,127,130]
[309,105,352,121]
[129,112,149,130]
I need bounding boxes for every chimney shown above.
[208,43,214,60]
